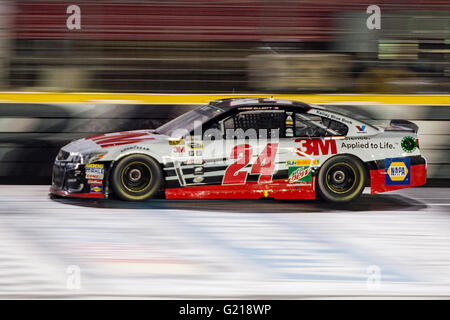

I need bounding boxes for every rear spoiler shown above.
[388,120,419,134]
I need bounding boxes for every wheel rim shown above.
[325,162,357,194]
[120,161,152,192]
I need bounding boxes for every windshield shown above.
[156,104,225,137]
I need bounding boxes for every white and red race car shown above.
[50,98,426,202]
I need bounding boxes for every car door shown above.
[192,106,286,198]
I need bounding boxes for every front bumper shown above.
[49,161,111,199]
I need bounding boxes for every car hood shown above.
[62,129,167,154]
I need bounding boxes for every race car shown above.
[50,98,426,202]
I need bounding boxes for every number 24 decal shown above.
[223,144,279,185]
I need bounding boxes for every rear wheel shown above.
[111,154,163,201]
[317,155,366,202]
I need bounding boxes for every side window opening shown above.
[222,110,286,139]
[322,117,348,135]
[294,113,348,137]
[203,121,221,140]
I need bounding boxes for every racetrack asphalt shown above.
[0,186,449,299]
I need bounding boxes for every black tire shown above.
[111,154,163,201]
[317,155,366,202]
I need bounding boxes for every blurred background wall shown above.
[0,0,448,184]
[3,0,449,93]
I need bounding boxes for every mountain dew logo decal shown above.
[288,166,311,183]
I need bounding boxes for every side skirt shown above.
[165,178,316,200]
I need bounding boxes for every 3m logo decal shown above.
[173,146,185,153]
[385,158,410,185]
[295,138,337,157]
[86,132,155,148]
[288,166,311,184]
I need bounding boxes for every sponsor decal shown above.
[401,136,417,153]
[341,141,394,150]
[385,158,410,185]
[86,173,104,180]
[182,158,204,165]
[194,166,204,175]
[85,167,104,174]
[87,179,103,185]
[173,146,185,153]
[86,131,155,148]
[356,125,366,133]
[188,142,203,150]
[285,128,294,137]
[295,138,337,157]
[169,139,184,146]
[286,159,319,166]
[193,176,204,183]
[90,185,103,193]
[341,141,370,149]
[288,166,312,184]
[285,115,294,126]
[120,145,151,152]
[311,109,353,125]
[346,136,370,140]
[85,163,104,169]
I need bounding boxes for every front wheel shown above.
[111,154,163,201]
[317,155,366,202]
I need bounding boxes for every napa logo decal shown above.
[385,158,410,185]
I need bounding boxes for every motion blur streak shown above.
[1,0,448,93]
[0,0,449,299]
[0,186,449,298]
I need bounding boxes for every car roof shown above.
[209,97,311,111]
